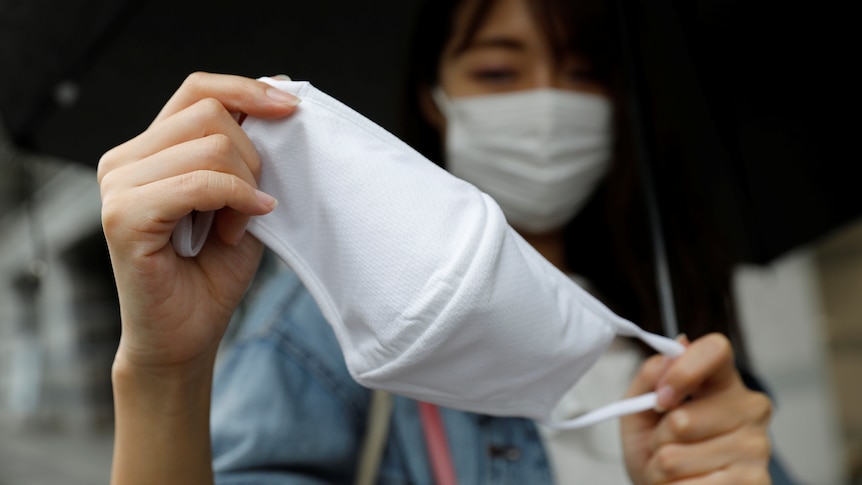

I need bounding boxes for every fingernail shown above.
[271,74,292,80]
[655,385,676,412]
[675,333,689,345]
[256,190,278,210]
[266,87,301,106]
[671,409,690,431]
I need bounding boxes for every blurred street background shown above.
[0,420,112,485]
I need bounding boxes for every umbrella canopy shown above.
[1,0,857,266]
[1,0,420,164]
[617,0,857,265]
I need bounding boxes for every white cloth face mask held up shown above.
[434,88,613,234]
[172,78,684,429]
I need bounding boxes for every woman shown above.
[397,0,786,481]
[99,0,777,483]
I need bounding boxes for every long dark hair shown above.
[397,0,746,359]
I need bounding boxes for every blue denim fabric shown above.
[211,268,553,484]
[210,263,800,484]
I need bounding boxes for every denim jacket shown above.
[210,262,799,484]
[211,266,554,484]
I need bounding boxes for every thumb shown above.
[625,353,670,399]
[621,354,670,436]
[153,73,301,125]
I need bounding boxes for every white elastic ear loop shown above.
[544,323,685,430]
[430,87,453,118]
[171,210,215,257]
[548,392,661,430]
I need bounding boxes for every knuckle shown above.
[97,169,118,197]
[97,147,121,183]
[201,133,234,159]
[177,171,201,200]
[653,444,683,478]
[739,435,764,460]
[192,97,227,123]
[96,155,110,183]
[180,170,243,205]
[223,172,243,198]
[96,160,110,186]
[100,193,129,236]
[750,434,771,460]
[182,71,209,89]
[751,392,773,422]
[706,332,734,362]
[179,171,207,199]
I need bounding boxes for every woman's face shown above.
[437,0,608,99]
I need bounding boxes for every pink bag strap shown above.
[419,402,459,485]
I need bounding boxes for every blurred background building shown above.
[0,126,116,484]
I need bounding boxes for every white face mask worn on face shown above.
[173,78,684,429]
[433,87,613,234]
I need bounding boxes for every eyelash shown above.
[471,68,518,83]
[468,66,601,88]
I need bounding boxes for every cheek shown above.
[438,62,475,98]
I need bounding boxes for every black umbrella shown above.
[611,0,857,335]
[2,0,857,270]
[619,0,857,261]
[1,0,421,166]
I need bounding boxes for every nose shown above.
[532,64,572,90]
[532,64,555,89]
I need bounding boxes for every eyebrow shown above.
[464,36,527,52]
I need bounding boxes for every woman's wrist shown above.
[112,349,215,416]
[110,349,217,485]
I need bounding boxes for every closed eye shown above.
[471,68,519,85]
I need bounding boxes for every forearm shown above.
[111,352,216,485]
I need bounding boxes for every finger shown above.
[154,72,300,124]
[101,133,258,198]
[625,354,670,398]
[624,334,686,400]
[657,466,770,485]
[651,388,772,447]
[620,354,671,446]
[100,97,261,182]
[645,427,771,483]
[102,170,276,256]
[655,333,738,410]
[213,208,253,247]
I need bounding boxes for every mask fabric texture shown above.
[171,78,684,427]
[434,88,612,234]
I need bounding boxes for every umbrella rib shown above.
[614,0,679,339]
